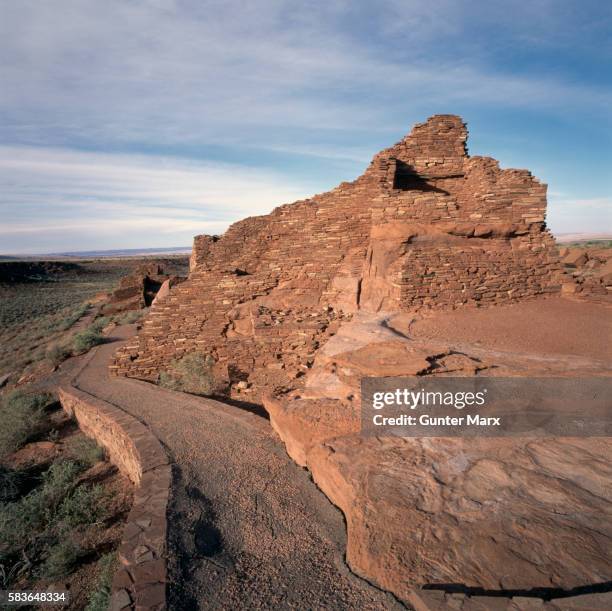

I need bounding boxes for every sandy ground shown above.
[68,327,403,610]
[409,296,612,366]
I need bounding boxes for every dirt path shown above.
[67,326,403,610]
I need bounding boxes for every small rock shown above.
[110,588,132,611]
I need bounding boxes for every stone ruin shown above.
[101,263,185,315]
[109,116,612,606]
[111,114,562,395]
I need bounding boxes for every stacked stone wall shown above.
[111,115,562,397]
[58,385,170,610]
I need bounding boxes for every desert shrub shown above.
[70,436,104,467]
[159,352,220,396]
[158,371,180,391]
[72,329,104,354]
[0,461,83,548]
[47,344,71,367]
[0,457,109,584]
[43,459,83,493]
[0,466,22,503]
[117,309,147,324]
[0,391,52,458]
[90,316,112,333]
[38,538,83,580]
[57,484,107,528]
[32,347,47,362]
[89,309,146,333]
[85,553,116,611]
[0,461,85,546]
[56,303,91,332]
[0,556,30,590]
[0,481,47,551]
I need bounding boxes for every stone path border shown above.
[409,588,612,610]
[58,382,170,611]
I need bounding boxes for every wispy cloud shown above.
[0,146,311,252]
[0,0,610,251]
[547,196,612,234]
[1,0,609,149]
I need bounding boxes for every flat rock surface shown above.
[409,296,612,365]
[307,436,611,600]
[69,326,402,610]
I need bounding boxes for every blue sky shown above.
[0,0,610,254]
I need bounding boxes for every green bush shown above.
[72,329,104,354]
[57,484,107,528]
[70,436,104,468]
[116,309,145,324]
[46,344,71,367]
[0,391,52,458]
[0,460,84,549]
[159,352,220,396]
[0,458,109,584]
[158,371,180,391]
[38,538,83,580]
[0,461,83,549]
[0,466,22,503]
[90,316,112,333]
[85,553,116,611]
[90,309,145,332]
[42,460,83,506]
[0,481,47,551]
[56,303,91,332]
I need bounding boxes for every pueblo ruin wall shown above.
[111,115,562,394]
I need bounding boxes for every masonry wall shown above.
[58,386,170,610]
[111,115,562,397]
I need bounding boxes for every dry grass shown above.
[0,257,187,378]
[0,391,54,459]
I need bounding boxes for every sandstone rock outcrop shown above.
[307,436,611,600]
[263,303,611,604]
[559,246,612,298]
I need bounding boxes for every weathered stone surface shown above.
[150,276,184,307]
[262,302,611,604]
[409,590,612,610]
[561,249,588,267]
[106,114,610,607]
[547,592,612,609]
[189,234,218,271]
[110,588,132,611]
[306,436,611,601]
[560,246,612,298]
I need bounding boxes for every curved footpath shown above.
[66,326,403,610]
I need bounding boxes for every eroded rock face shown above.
[307,436,611,600]
[559,246,612,298]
